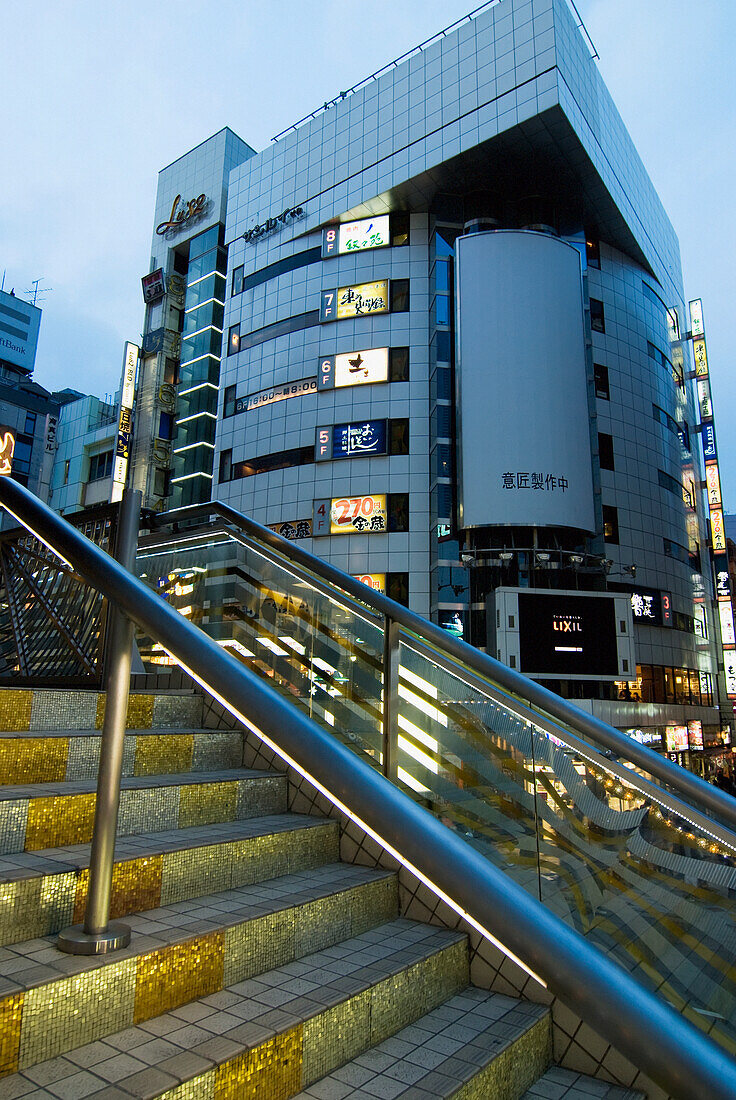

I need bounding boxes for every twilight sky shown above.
[2,1,734,496]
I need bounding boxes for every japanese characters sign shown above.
[141,268,166,304]
[693,337,708,378]
[111,342,139,503]
[318,347,389,390]
[268,518,312,541]
[320,281,389,322]
[710,508,726,552]
[235,377,317,415]
[719,602,736,647]
[702,423,717,463]
[706,464,722,508]
[501,472,569,492]
[329,494,387,535]
[353,573,386,592]
[724,651,736,697]
[333,420,387,459]
[689,298,704,337]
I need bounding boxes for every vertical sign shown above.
[111,342,139,503]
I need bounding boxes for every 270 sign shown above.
[312,495,387,536]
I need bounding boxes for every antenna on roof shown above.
[24,278,53,306]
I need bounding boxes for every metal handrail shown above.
[151,499,736,834]
[3,478,735,1099]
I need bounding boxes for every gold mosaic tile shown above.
[0,737,69,786]
[19,958,136,1067]
[96,693,154,730]
[215,1027,303,1100]
[134,930,224,1023]
[0,691,33,733]
[160,844,231,907]
[178,782,237,829]
[302,991,369,1086]
[24,792,96,851]
[223,911,294,987]
[0,993,24,1077]
[134,733,194,777]
[0,873,75,946]
[73,855,163,924]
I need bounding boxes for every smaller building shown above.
[48,392,119,514]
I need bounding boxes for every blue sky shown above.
[3,1,734,497]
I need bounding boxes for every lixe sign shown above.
[156,194,210,236]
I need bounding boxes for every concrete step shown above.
[0,769,286,855]
[0,918,470,1097]
[0,813,338,946]
[0,688,202,734]
[0,728,244,786]
[0,863,400,1078]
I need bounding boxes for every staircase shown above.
[0,687,644,1099]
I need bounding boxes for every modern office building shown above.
[132,128,256,512]
[48,392,119,514]
[139,0,730,756]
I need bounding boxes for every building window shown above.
[585,237,601,269]
[219,448,232,483]
[232,445,313,480]
[232,265,244,297]
[389,418,410,455]
[388,492,409,532]
[24,411,37,435]
[88,450,113,482]
[658,468,683,498]
[590,298,605,333]
[391,279,410,312]
[389,347,409,382]
[391,213,410,247]
[63,459,70,485]
[603,504,619,543]
[227,324,240,356]
[224,385,237,418]
[593,363,609,400]
[598,432,614,470]
[163,357,179,385]
[158,412,174,440]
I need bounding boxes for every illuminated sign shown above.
[661,591,673,626]
[353,573,386,592]
[626,728,662,747]
[697,377,712,420]
[630,587,666,626]
[328,494,387,535]
[688,720,704,750]
[156,193,209,236]
[321,216,391,258]
[715,560,731,601]
[711,509,726,552]
[141,268,166,304]
[268,518,312,540]
[0,428,15,476]
[320,281,389,322]
[235,377,317,415]
[111,342,139,502]
[689,298,704,337]
[318,347,389,390]
[725,651,736,697]
[665,725,688,753]
[518,592,618,676]
[719,602,736,647]
[317,420,387,461]
[702,423,717,463]
[706,464,722,508]
[242,205,304,244]
[693,337,708,377]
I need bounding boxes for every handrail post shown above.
[382,616,400,782]
[58,489,141,954]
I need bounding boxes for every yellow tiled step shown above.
[0,814,339,947]
[0,688,202,734]
[0,770,286,855]
[0,864,400,1078]
[0,920,474,1098]
[0,729,244,786]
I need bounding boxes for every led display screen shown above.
[320,280,389,322]
[518,592,618,676]
[353,573,386,592]
[330,494,387,535]
[319,347,389,390]
[666,725,688,752]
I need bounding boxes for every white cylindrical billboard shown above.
[455,231,595,532]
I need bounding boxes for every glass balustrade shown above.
[136,522,736,1053]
